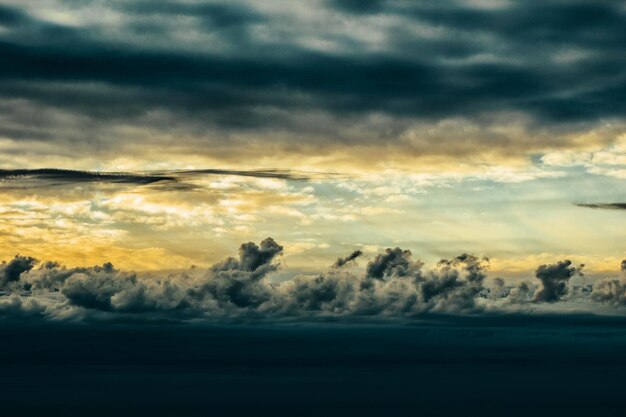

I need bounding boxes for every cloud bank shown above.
[2,238,625,322]
[0,0,624,169]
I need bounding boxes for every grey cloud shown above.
[170,169,312,181]
[211,237,283,279]
[589,259,626,306]
[533,260,583,302]
[0,5,31,27]
[3,240,626,321]
[592,279,626,306]
[0,168,175,186]
[7,238,284,315]
[332,250,363,268]
[327,0,387,14]
[62,269,132,312]
[193,238,284,309]
[486,277,511,299]
[0,168,312,192]
[415,254,488,311]
[365,248,422,280]
[0,255,37,288]
[54,263,196,315]
[0,0,624,162]
[576,203,626,210]
[268,251,489,317]
[507,282,536,304]
[121,1,264,25]
[0,294,47,318]
[267,271,357,314]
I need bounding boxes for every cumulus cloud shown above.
[0,255,37,288]
[200,238,284,308]
[365,248,422,280]
[590,258,626,306]
[533,260,584,302]
[5,241,489,319]
[591,279,626,306]
[2,239,626,322]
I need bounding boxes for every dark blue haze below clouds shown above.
[1,317,626,417]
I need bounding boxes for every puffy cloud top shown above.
[2,238,625,322]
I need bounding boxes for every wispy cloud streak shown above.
[0,168,315,190]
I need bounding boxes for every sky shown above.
[1,0,626,322]
[5,3,626,413]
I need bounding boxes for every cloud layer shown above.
[0,0,624,169]
[2,238,625,321]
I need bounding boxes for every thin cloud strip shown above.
[575,203,626,210]
[0,168,314,189]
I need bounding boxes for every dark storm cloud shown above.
[533,260,583,302]
[365,248,420,280]
[198,238,284,308]
[0,255,37,287]
[236,238,284,274]
[0,0,624,152]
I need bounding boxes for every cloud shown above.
[0,168,175,186]
[2,239,626,322]
[0,255,37,288]
[201,238,284,308]
[267,250,490,316]
[0,168,313,192]
[575,203,626,210]
[4,1,621,123]
[592,279,626,306]
[365,248,422,280]
[0,0,623,169]
[51,238,285,314]
[0,239,491,319]
[327,0,387,14]
[533,260,583,302]
[170,169,313,181]
[0,4,30,27]
[332,250,363,268]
